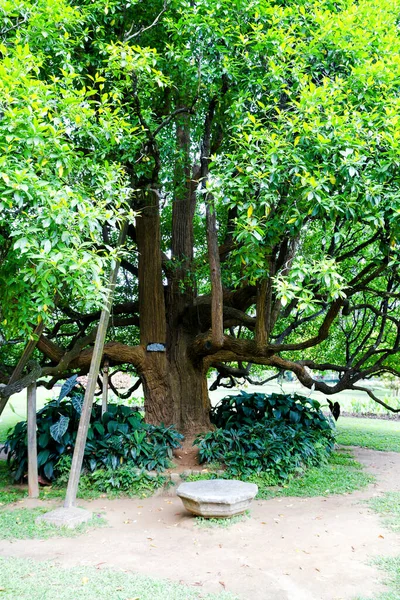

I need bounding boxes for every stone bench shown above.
[176,479,258,518]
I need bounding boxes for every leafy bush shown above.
[195,392,335,480]
[52,456,165,498]
[211,391,331,430]
[5,385,183,482]
[80,466,165,498]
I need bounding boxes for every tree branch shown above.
[124,0,167,42]
[0,361,41,407]
[351,385,400,413]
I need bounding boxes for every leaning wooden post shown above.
[27,382,39,498]
[64,224,128,508]
[101,359,109,416]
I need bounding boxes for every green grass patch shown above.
[183,471,228,483]
[367,492,400,533]
[0,478,163,506]
[0,460,99,506]
[0,488,26,506]
[183,451,374,499]
[0,458,166,506]
[0,557,238,600]
[0,462,26,506]
[195,511,250,529]
[372,557,400,600]
[357,488,400,599]
[357,556,400,600]
[337,417,400,452]
[0,507,106,540]
[254,451,374,499]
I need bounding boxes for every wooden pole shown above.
[27,382,39,498]
[101,359,109,416]
[64,224,128,508]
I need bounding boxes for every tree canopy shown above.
[1,0,400,431]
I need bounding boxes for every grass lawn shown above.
[254,450,374,499]
[361,556,400,600]
[337,417,400,452]
[184,450,375,499]
[0,557,238,600]
[0,507,106,540]
[368,491,400,533]
[357,491,400,600]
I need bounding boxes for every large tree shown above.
[1,0,400,432]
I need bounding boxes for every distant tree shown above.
[1,0,400,432]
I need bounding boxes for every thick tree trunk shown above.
[169,328,211,434]
[135,188,172,425]
[140,327,211,434]
[140,353,172,425]
[138,111,211,435]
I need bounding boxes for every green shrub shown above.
[211,391,331,430]
[79,466,165,498]
[5,384,183,482]
[195,392,335,479]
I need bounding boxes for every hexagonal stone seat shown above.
[176,479,258,518]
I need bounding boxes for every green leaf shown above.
[50,415,70,443]
[58,375,78,403]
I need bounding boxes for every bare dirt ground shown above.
[0,447,399,600]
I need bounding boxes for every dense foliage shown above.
[52,455,166,498]
[5,394,183,482]
[1,0,400,432]
[211,391,331,429]
[196,392,335,479]
[0,22,134,334]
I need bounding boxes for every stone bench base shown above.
[176,479,258,518]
